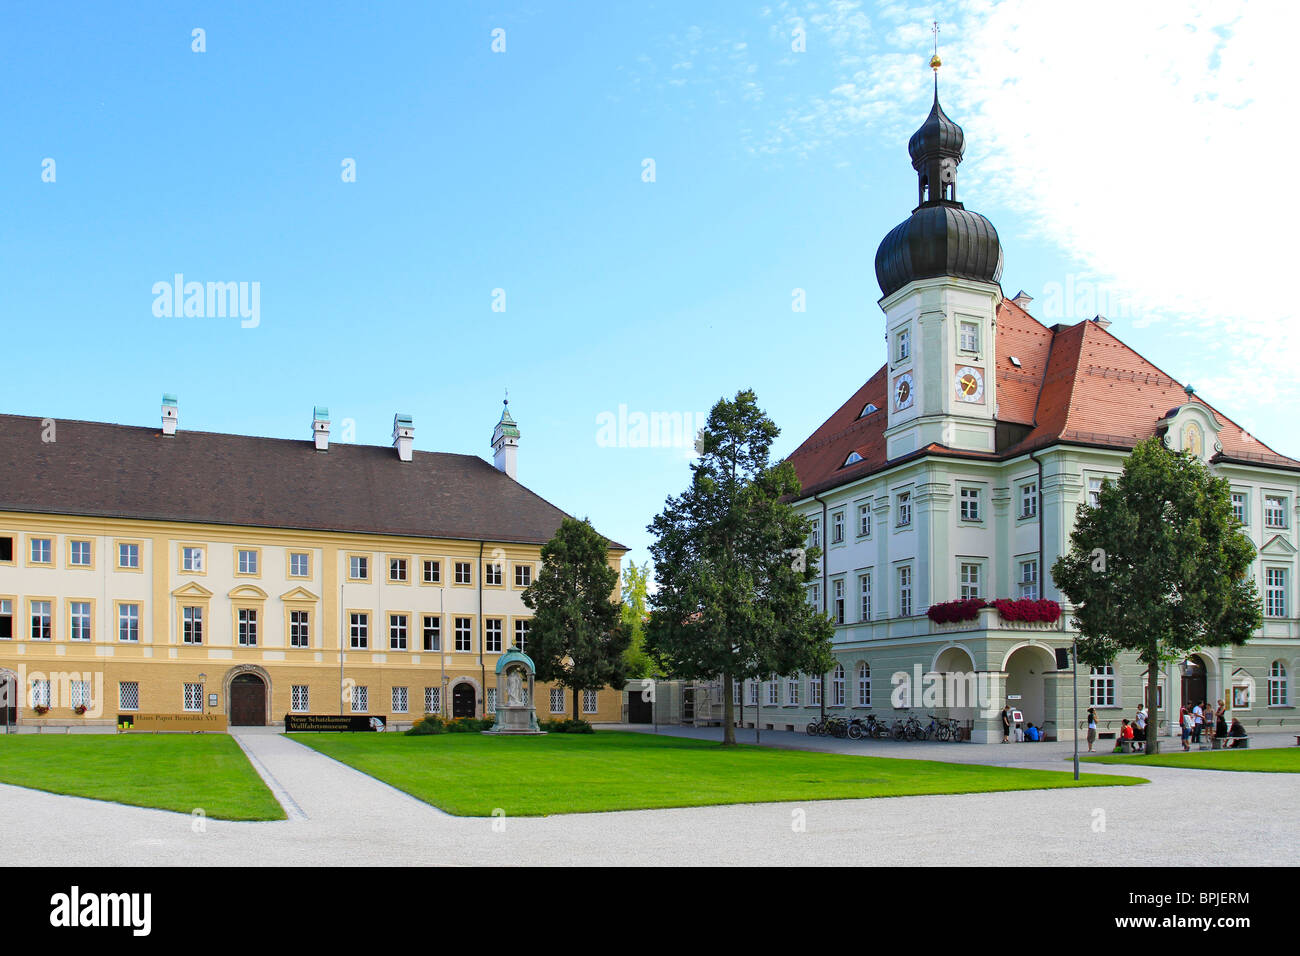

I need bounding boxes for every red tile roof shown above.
[787,299,1298,498]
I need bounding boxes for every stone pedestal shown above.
[483,647,546,736]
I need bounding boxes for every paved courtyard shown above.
[1,727,1295,866]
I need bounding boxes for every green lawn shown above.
[290,730,1145,816]
[1083,746,1300,773]
[0,734,286,820]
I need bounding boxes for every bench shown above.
[1116,740,1135,754]
[1221,737,1250,750]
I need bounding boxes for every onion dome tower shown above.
[876,37,1004,459]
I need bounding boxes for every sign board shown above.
[1010,710,1023,723]
[283,714,386,732]
[119,713,228,732]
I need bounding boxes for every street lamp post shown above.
[1072,638,1079,781]
[199,672,207,717]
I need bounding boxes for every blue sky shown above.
[3,1,1294,571]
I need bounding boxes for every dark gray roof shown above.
[0,414,625,550]
[874,203,1004,298]
[908,89,965,166]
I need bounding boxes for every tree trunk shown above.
[573,687,580,722]
[1146,661,1161,755]
[722,674,736,746]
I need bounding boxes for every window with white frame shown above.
[70,601,91,641]
[389,557,408,582]
[423,615,441,651]
[1266,568,1287,618]
[30,537,52,564]
[1268,662,1288,706]
[183,683,203,712]
[808,582,820,610]
[1265,495,1287,529]
[898,567,912,617]
[486,688,497,713]
[30,601,52,640]
[349,555,369,580]
[959,487,981,521]
[349,612,368,649]
[832,663,845,705]
[583,690,598,714]
[808,517,821,550]
[423,559,440,583]
[808,674,822,706]
[787,676,800,706]
[767,677,779,706]
[1087,477,1103,508]
[1231,492,1248,526]
[118,603,139,643]
[292,685,309,712]
[237,549,258,575]
[895,328,911,363]
[455,561,472,584]
[454,617,473,652]
[182,546,204,572]
[1019,560,1040,600]
[514,619,530,653]
[424,686,440,714]
[485,618,503,653]
[119,681,139,711]
[732,680,742,705]
[515,564,532,587]
[960,562,981,600]
[31,678,50,708]
[858,663,871,706]
[832,579,845,625]
[860,572,872,621]
[858,502,872,537]
[237,608,257,646]
[0,598,10,640]
[550,688,565,713]
[351,685,368,713]
[290,552,309,577]
[392,686,409,713]
[183,605,204,644]
[1020,482,1038,519]
[1090,666,1117,707]
[748,681,758,705]
[960,320,980,352]
[896,491,912,527]
[289,609,309,648]
[118,542,140,569]
[70,680,92,709]
[389,613,408,650]
[484,563,503,585]
[831,511,844,544]
[70,540,92,566]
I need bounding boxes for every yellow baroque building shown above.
[0,398,627,728]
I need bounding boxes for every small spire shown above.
[930,20,941,72]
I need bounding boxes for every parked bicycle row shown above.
[805,713,967,741]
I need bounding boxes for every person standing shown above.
[1192,702,1204,744]
[1086,707,1098,752]
[1181,707,1194,751]
[1000,705,1011,744]
[1134,704,1147,752]
[1216,699,1228,739]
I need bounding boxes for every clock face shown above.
[893,372,914,411]
[954,365,985,403]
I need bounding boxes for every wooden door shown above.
[230,676,266,726]
[452,683,476,718]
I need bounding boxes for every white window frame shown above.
[1264,495,1287,529]
[550,687,565,714]
[183,683,203,712]
[1019,559,1040,600]
[959,562,982,600]
[454,617,473,652]
[832,578,845,625]
[858,663,871,707]
[485,618,503,653]
[1231,492,1248,526]
[831,511,845,544]
[959,487,982,522]
[860,572,872,622]
[69,539,92,566]
[237,607,257,646]
[1265,568,1287,618]
[237,549,258,575]
[349,612,369,649]
[959,320,980,353]
[896,491,912,528]
[289,609,309,648]
[292,685,310,713]
[352,685,368,713]
[858,502,872,538]
[1090,666,1117,707]
[1020,482,1038,519]
[119,681,140,711]
[424,686,441,714]
[290,552,310,577]
[392,686,409,714]
[118,542,140,569]
[898,566,912,617]
[70,601,91,642]
[582,689,598,714]
[389,613,408,651]
[423,615,441,652]
[1268,662,1288,707]
[118,603,139,643]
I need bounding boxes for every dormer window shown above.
[843,451,863,467]
[858,403,878,419]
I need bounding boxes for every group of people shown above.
[1082,701,1248,753]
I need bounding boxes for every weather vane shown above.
[931,20,941,71]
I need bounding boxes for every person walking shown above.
[1086,707,1098,752]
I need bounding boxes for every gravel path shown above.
[1,728,1294,866]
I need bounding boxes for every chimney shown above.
[313,406,330,451]
[392,413,414,461]
[1092,314,1112,330]
[161,393,179,437]
[1011,289,1034,310]
[491,398,520,479]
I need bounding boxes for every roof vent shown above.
[393,413,414,462]
[313,406,330,451]
[161,394,178,437]
[1092,314,1112,330]
[1012,290,1034,309]
[1009,356,1022,368]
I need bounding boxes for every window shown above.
[352,685,368,713]
[424,686,441,714]
[1266,568,1287,618]
[959,487,981,521]
[1268,662,1288,707]
[118,542,140,569]
[0,536,11,562]
[119,602,143,642]
[895,328,911,363]
[32,601,53,640]
[767,677,779,706]
[455,561,472,585]
[422,615,441,651]
[1087,478,1103,508]
[389,613,408,650]
[1090,666,1117,707]
[422,560,440,583]
[183,606,203,644]
[832,663,845,706]
[896,492,912,528]
[289,609,309,648]
[31,679,51,708]
[1020,482,1038,519]
[1265,495,1287,529]
[858,503,872,538]
[831,511,844,544]
[0,599,12,639]
[349,613,369,649]
[960,562,981,600]
[898,567,912,617]
[1019,560,1040,600]
[1231,492,1248,526]
[485,618,502,653]
[515,564,532,587]
[484,563,503,586]
[959,320,980,352]
[237,549,259,575]
[349,555,369,580]
[860,573,872,621]
[748,681,758,706]
[119,681,140,711]
[832,579,845,625]
[389,558,408,582]
[69,602,91,641]
[292,685,309,712]
[808,517,821,550]
[486,688,497,713]
[70,680,92,709]
[289,552,310,577]
[183,683,203,712]
[787,676,800,706]
[514,619,530,653]
[392,686,409,713]
[858,663,871,706]
[808,674,822,706]
[807,583,820,610]
[237,608,257,646]
[69,539,92,566]
[550,688,565,713]
[454,617,473,652]
[182,546,204,572]
[583,690,598,714]
[30,537,52,564]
